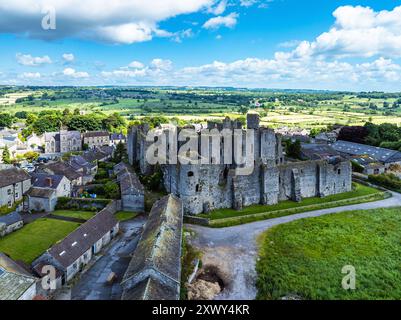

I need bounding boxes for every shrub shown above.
[368,173,401,191]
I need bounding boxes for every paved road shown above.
[188,191,401,300]
[70,216,146,300]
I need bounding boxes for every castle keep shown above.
[127,114,352,215]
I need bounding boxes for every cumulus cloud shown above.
[203,12,239,30]
[62,53,75,62]
[0,0,215,44]
[63,67,89,78]
[16,53,52,66]
[18,72,41,79]
[208,0,227,15]
[286,5,401,59]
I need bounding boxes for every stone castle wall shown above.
[127,114,352,215]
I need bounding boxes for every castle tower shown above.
[246,112,260,130]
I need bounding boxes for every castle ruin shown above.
[127,113,352,215]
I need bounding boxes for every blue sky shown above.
[1,0,401,90]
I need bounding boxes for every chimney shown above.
[45,177,53,187]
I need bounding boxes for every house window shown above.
[15,192,19,198]
[188,171,194,177]
[196,184,201,192]
[7,189,12,195]
[337,169,341,175]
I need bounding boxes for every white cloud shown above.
[151,58,173,71]
[62,53,75,62]
[286,5,401,58]
[203,12,239,30]
[128,61,145,69]
[63,67,89,78]
[0,0,215,44]
[208,0,227,15]
[16,53,52,66]
[18,72,41,79]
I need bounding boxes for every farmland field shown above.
[1,87,401,130]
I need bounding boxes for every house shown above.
[121,195,183,300]
[0,267,37,300]
[0,212,24,237]
[69,155,97,184]
[82,146,114,163]
[26,173,71,212]
[110,133,126,146]
[25,133,44,152]
[114,162,145,213]
[332,140,401,168]
[83,131,110,149]
[32,203,119,284]
[44,129,82,154]
[350,156,386,175]
[0,167,31,210]
[39,161,82,186]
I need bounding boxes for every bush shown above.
[368,173,401,191]
[55,197,111,211]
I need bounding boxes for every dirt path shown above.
[188,191,401,300]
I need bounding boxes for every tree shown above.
[104,181,120,199]
[24,151,40,162]
[113,142,127,163]
[285,139,302,160]
[2,146,11,164]
[0,113,14,128]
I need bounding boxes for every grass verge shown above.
[114,211,138,222]
[256,207,401,300]
[195,183,389,228]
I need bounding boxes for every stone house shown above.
[26,173,71,212]
[121,195,183,300]
[44,129,82,154]
[114,162,145,213]
[83,131,110,149]
[32,203,119,284]
[0,212,24,237]
[0,167,31,210]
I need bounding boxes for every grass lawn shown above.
[256,207,401,300]
[0,218,81,264]
[201,183,381,220]
[52,210,96,221]
[115,211,138,221]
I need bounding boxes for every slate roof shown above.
[0,167,31,188]
[121,195,183,300]
[26,187,55,199]
[301,143,340,160]
[0,212,23,226]
[40,162,81,181]
[46,203,118,269]
[82,148,112,163]
[332,140,401,164]
[31,173,64,189]
[114,162,144,195]
[0,268,36,300]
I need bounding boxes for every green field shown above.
[0,218,80,264]
[257,207,401,300]
[201,183,381,220]
[114,211,138,221]
[52,210,96,221]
